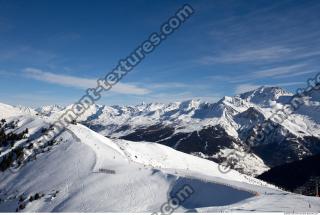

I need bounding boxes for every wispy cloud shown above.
[274,69,317,79]
[200,46,294,64]
[199,46,320,65]
[200,1,320,66]
[147,82,189,89]
[23,68,151,95]
[235,84,261,94]
[252,64,307,78]
[209,63,317,84]
[0,46,57,64]
[144,81,211,91]
[277,82,305,87]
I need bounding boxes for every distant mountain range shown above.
[9,86,320,176]
[1,97,320,212]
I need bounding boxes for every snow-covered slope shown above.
[0,103,25,119]
[35,105,64,117]
[30,86,320,176]
[0,111,319,212]
[32,87,320,141]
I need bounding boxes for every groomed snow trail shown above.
[65,124,256,211]
[0,117,319,212]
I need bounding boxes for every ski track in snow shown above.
[0,106,320,212]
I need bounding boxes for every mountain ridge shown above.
[5,86,320,176]
[1,103,320,212]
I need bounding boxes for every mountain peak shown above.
[178,99,202,110]
[239,86,292,106]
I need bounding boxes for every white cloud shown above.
[270,69,317,79]
[149,82,189,89]
[252,64,307,78]
[23,68,151,95]
[199,46,320,65]
[200,46,293,64]
[208,63,314,84]
[0,46,56,64]
[276,82,305,87]
[235,83,261,94]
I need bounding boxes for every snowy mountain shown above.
[1,103,320,212]
[31,86,320,176]
[35,105,65,117]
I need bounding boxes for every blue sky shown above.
[0,0,320,107]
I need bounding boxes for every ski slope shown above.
[0,111,319,212]
[29,87,320,176]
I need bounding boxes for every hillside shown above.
[33,86,320,176]
[0,104,320,212]
[257,154,320,196]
